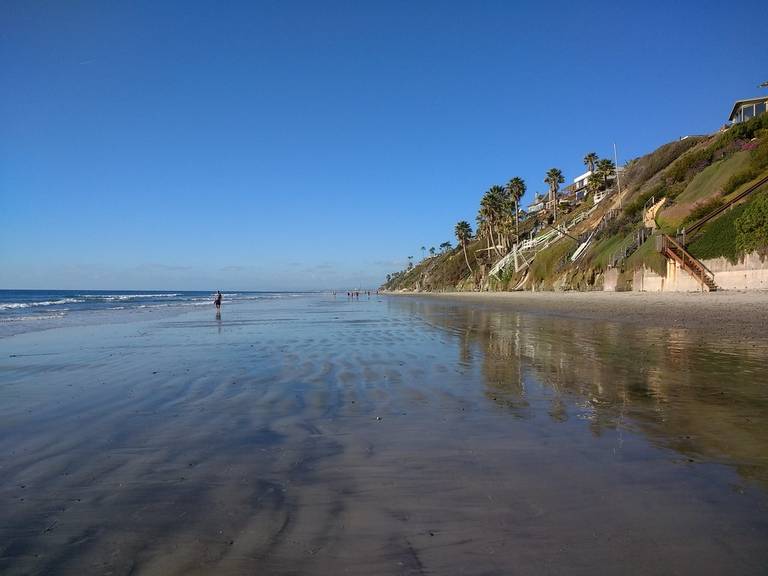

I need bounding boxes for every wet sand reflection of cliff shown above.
[392,297,768,487]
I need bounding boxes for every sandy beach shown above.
[387,290,768,339]
[1,293,767,575]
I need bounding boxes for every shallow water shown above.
[1,294,767,575]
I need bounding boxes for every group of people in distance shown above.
[331,290,378,299]
[214,289,379,310]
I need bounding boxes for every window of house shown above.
[743,105,755,119]
[756,102,767,116]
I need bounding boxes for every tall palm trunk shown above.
[462,241,473,276]
[515,199,519,238]
[491,223,503,256]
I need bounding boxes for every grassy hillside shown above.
[657,151,750,228]
[382,113,768,292]
[688,189,768,262]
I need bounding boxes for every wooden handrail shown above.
[684,172,768,239]
[658,234,716,290]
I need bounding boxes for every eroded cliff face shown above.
[383,118,768,293]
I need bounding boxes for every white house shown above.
[527,193,546,214]
[729,97,768,124]
[573,170,592,191]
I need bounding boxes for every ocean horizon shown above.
[0,289,328,338]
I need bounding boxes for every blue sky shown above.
[2,0,766,290]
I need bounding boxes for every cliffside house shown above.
[729,97,768,124]
[527,193,546,214]
[573,170,592,192]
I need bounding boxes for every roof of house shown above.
[729,96,768,121]
[573,170,592,183]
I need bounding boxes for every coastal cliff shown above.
[383,114,768,293]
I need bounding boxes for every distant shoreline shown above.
[383,290,768,340]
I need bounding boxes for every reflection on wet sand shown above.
[397,297,768,487]
[1,295,767,575]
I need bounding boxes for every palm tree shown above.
[477,194,494,255]
[505,177,526,238]
[454,220,474,276]
[429,246,436,256]
[478,186,506,255]
[489,185,508,253]
[587,172,603,193]
[595,158,616,187]
[420,246,426,260]
[583,152,598,173]
[544,168,565,220]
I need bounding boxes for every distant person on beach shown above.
[214,290,222,309]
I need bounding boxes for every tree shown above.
[420,246,426,259]
[587,172,604,193]
[439,241,452,252]
[429,246,436,256]
[544,168,565,220]
[505,177,526,238]
[595,158,616,187]
[478,186,507,256]
[454,220,474,276]
[583,152,598,173]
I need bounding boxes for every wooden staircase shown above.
[656,234,718,291]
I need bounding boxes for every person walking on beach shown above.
[214,290,222,310]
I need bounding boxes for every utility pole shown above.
[614,142,622,209]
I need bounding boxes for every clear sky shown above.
[2,0,766,290]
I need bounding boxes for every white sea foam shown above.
[83,293,181,300]
[0,298,83,310]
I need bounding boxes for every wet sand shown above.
[1,294,767,575]
[390,290,768,339]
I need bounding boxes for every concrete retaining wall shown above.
[633,251,768,292]
[603,269,620,291]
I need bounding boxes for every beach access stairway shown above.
[490,204,599,278]
[643,196,666,229]
[656,234,717,291]
[609,227,652,269]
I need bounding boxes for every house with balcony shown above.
[573,170,592,193]
[729,97,768,124]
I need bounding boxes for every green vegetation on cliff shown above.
[383,113,768,293]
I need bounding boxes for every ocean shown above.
[0,289,309,338]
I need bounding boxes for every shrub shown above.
[682,196,725,227]
[687,203,749,263]
[735,192,768,253]
[621,137,705,190]
[722,138,768,196]
[624,184,664,220]
[726,113,768,142]
[664,181,687,201]
[662,115,768,189]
